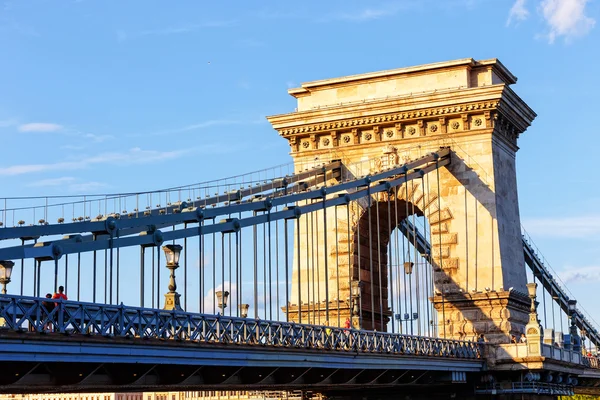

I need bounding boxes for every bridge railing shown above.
[0,294,481,359]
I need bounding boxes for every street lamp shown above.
[239,303,249,318]
[568,299,577,318]
[162,244,183,311]
[526,282,537,313]
[0,261,14,294]
[163,244,182,265]
[568,299,581,351]
[351,281,363,329]
[216,290,229,314]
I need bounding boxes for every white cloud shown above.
[178,119,244,132]
[323,6,402,22]
[522,215,600,238]
[237,38,265,48]
[18,122,63,132]
[507,0,530,25]
[0,147,189,176]
[84,133,114,143]
[139,117,265,137]
[560,266,600,284]
[60,144,85,150]
[26,177,76,187]
[203,282,239,315]
[117,20,236,41]
[67,181,108,193]
[25,177,107,193]
[238,81,251,90]
[505,0,594,42]
[540,0,595,43]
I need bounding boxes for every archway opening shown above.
[351,191,437,335]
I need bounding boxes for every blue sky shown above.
[1,0,599,328]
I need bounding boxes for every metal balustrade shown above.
[584,355,600,369]
[0,294,480,359]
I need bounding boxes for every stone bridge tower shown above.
[267,59,536,342]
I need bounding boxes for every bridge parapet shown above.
[491,342,585,369]
[0,294,481,359]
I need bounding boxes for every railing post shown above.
[57,299,65,334]
[137,309,143,339]
[118,303,124,336]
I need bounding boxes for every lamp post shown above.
[0,261,14,295]
[351,280,363,330]
[524,282,542,353]
[162,244,183,311]
[568,299,581,351]
[404,262,415,333]
[240,303,249,318]
[216,290,229,315]
[526,282,538,314]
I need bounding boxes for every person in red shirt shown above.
[52,285,68,302]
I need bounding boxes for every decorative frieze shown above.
[288,100,522,153]
[278,100,501,137]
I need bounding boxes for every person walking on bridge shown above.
[52,285,68,303]
[42,293,55,332]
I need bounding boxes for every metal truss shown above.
[0,293,480,359]
[0,148,450,261]
[523,237,600,349]
[402,218,600,358]
[0,359,480,394]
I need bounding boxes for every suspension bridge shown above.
[0,58,599,399]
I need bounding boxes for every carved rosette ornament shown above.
[276,101,526,153]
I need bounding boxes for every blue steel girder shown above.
[0,161,343,241]
[0,148,450,262]
[0,353,481,394]
[523,240,600,349]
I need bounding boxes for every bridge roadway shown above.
[0,294,481,393]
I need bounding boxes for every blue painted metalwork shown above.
[402,218,600,352]
[0,149,450,261]
[0,293,480,359]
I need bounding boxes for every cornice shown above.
[268,83,535,155]
[268,85,507,131]
[286,58,518,97]
[497,85,537,133]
